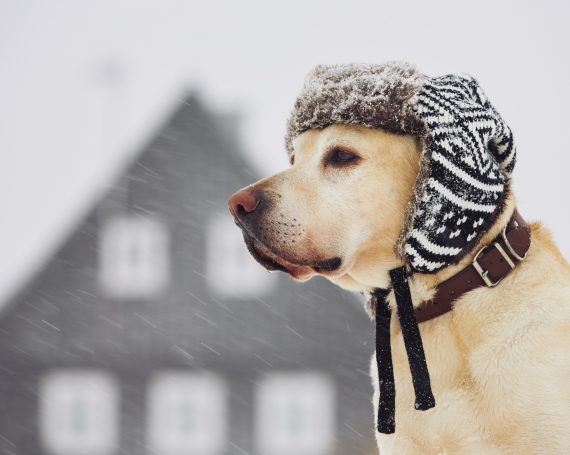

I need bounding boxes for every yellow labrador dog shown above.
[228,64,570,454]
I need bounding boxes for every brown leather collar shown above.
[415,209,532,323]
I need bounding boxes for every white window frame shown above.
[254,371,336,455]
[39,370,119,455]
[146,371,228,455]
[99,215,170,299]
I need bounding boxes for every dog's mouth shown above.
[238,225,341,278]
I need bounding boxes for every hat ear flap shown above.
[400,74,516,273]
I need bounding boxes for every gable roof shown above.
[0,93,373,372]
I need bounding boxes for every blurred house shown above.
[0,95,377,455]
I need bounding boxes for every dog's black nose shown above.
[227,188,261,218]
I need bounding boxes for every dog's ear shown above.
[398,74,516,274]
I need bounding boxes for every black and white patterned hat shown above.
[285,62,516,274]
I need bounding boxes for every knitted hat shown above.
[284,62,517,434]
[285,62,516,274]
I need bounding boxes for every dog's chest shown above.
[376,312,520,452]
[375,294,570,454]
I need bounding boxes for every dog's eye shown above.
[326,148,360,165]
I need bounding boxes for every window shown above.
[39,370,119,455]
[146,371,227,455]
[255,372,336,455]
[206,214,276,297]
[99,215,170,298]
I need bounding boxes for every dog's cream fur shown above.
[232,124,570,454]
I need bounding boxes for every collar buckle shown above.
[473,227,519,287]
[473,245,503,287]
[501,222,528,261]
[473,240,518,287]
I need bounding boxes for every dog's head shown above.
[227,124,421,291]
[228,63,517,291]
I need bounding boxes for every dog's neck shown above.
[339,194,518,307]
[405,195,517,309]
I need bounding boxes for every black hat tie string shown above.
[373,265,435,434]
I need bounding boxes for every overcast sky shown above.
[1,0,569,305]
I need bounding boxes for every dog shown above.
[228,88,570,453]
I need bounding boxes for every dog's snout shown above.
[227,188,262,218]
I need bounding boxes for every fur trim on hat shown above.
[284,62,426,154]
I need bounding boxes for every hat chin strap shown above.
[373,266,435,434]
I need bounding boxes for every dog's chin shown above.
[240,231,342,281]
